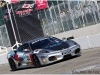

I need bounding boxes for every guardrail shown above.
[0,46,8,53]
[0,46,8,64]
[72,33,100,50]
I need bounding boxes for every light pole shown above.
[6,2,21,48]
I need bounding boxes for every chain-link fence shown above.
[0,6,11,47]
[0,25,11,47]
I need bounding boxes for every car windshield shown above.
[30,38,53,50]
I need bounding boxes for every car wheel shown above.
[77,52,81,57]
[32,55,41,68]
[8,58,17,71]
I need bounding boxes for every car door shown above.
[16,44,33,66]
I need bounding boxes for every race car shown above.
[7,36,81,71]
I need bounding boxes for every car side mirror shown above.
[67,36,74,40]
[62,37,67,41]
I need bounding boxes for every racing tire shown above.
[77,52,81,57]
[32,55,41,68]
[75,48,81,57]
[8,58,17,71]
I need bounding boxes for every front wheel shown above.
[77,52,81,57]
[32,55,41,68]
[8,58,17,71]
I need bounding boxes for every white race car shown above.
[7,36,81,71]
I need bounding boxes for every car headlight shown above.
[34,49,49,53]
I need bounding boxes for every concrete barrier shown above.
[73,36,90,50]
[52,23,100,50]
[88,33,100,48]
[0,46,8,64]
[0,53,8,64]
[53,32,100,50]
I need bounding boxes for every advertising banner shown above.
[35,0,48,10]
[11,0,19,3]
[15,2,35,17]
[2,1,44,46]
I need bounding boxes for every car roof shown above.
[24,36,53,44]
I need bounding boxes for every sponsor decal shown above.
[35,0,48,10]
[16,8,33,17]
[15,3,35,17]
[22,4,34,8]
[13,53,23,62]
[11,0,19,3]
[13,52,33,66]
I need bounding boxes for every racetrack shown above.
[0,47,100,74]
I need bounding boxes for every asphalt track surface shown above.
[0,47,100,74]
